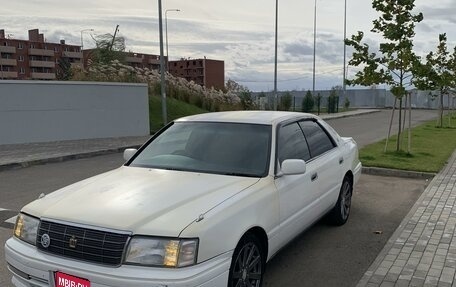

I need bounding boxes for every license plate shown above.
[55,271,90,287]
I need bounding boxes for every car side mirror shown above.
[281,159,306,175]
[123,148,138,162]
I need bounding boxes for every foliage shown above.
[56,57,73,81]
[413,34,456,127]
[344,97,351,110]
[302,90,314,112]
[315,93,322,115]
[279,92,293,111]
[327,88,339,114]
[239,90,257,110]
[87,33,127,66]
[345,0,423,151]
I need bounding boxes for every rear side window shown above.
[299,121,335,158]
[277,122,311,165]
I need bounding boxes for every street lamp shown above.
[312,0,317,96]
[165,9,180,68]
[343,0,347,102]
[273,0,278,110]
[80,29,94,52]
[158,0,167,125]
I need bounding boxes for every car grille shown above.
[37,220,130,266]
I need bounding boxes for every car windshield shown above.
[129,122,272,177]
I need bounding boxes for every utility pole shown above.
[110,25,119,51]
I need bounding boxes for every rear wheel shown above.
[228,234,265,287]
[329,176,352,226]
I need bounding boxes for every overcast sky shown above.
[1,0,455,91]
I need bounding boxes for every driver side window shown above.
[277,122,311,165]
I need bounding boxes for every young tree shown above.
[345,0,423,151]
[414,34,456,127]
[56,57,73,80]
[87,33,127,66]
[302,90,314,112]
[279,92,293,111]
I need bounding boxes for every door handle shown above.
[311,173,318,182]
[339,157,344,165]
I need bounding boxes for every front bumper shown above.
[5,237,231,287]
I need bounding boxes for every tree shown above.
[239,90,256,110]
[414,34,456,127]
[345,0,423,151]
[328,88,339,113]
[302,90,314,112]
[56,57,73,80]
[87,33,127,66]
[279,92,293,111]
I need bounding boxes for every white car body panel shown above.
[5,111,362,287]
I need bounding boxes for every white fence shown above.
[0,80,149,145]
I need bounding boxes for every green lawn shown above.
[360,114,456,173]
[149,95,208,133]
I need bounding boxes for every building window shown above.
[3,42,7,46]
[30,44,35,49]
[18,43,23,49]
[18,56,24,62]
[54,47,58,52]
[19,68,25,74]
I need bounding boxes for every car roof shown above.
[176,111,319,125]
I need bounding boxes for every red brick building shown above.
[0,29,82,80]
[169,58,225,90]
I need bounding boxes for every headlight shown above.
[125,237,198,267]
[14,213,40,245]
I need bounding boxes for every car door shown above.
[274,121,321,245]
[299,120,343,212]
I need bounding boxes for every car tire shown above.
[228,233,265,287]
[329,176,353,226]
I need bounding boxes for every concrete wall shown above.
[0,80,149,145]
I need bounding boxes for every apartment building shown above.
[0,29,82,80]
[169,58,225,90]
[82,49,163,71]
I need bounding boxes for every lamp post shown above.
[165,9,180,69]
[312,0,317,96]
[273,0,278,110]
[158,0,167,125]
[343,0,347,103]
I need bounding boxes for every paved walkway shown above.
[0,109,380,171]
[357,150,456,287]
[0,136,149,170]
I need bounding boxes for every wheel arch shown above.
[239,226,269,262]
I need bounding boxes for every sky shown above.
[1,0,455,92]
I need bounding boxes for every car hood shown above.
[22,166,260,237]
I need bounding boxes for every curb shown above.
[320,109,381,120]
[0,145,141,172]
[362,166,435,180]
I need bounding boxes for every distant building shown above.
[169,58,225,90]
[0,29,82,80]
[83,49,164,71]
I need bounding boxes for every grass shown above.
[149,94,208,133]
[359,113,456,173]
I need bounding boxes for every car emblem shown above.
[69,235,78,249]
[41,234,51,248]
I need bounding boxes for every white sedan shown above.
[5,111,361,287]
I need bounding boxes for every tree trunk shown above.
[396,98,403,152]
[408,93,412,154]
[384,98,397,153]
[401,95,408,150]
[439,91,444,128]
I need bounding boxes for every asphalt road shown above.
[0,109,437,286]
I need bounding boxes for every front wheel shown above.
[329,176,353,226]
[228,234,265,287]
